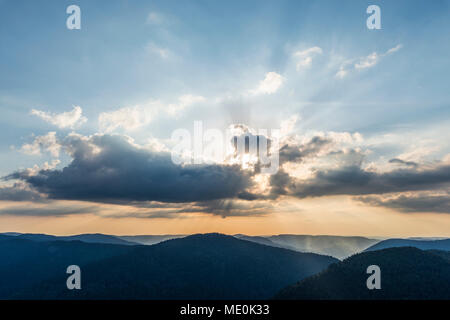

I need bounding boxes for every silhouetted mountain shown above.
[365,238,450,252]
[0,232,21,236]
[64,234,138,245]
[429,250,450,262]
[266,235,379,259]
[0,232,380,258]
[0,236,135,298]
[13,233,337,299]
[0,232,137,246]
[275,247,450,300]
[118,234,186,245]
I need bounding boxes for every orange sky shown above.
[1,196,449,237]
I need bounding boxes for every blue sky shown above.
[0,0,449,235]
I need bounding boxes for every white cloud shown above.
[336,44,402,78]
[99,95,205,132]
[20,132,61,157]
[385,44,403,55]
[99,101,160,133]
[280,114,300,137]
[354,52,379,70]
[167,94,206,116]
[293,46,323,70]
[335,63,350,79]
[250,72,284,95]
[31,106,87,129]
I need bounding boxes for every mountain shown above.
[0,232,21,236]
[233,234,295,250]
[0,232,381,258]
[365,238,450,252]
[0,232,138,246]
[430,250,450,262]
[407,237,449,241]
[275,247,450,300]
[0,236,135,298]
[12,233,338,300]
[118,234,186,245]
[266,235,379,259]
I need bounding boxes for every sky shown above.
[0,0,449,236]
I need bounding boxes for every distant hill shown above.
[233,234,296,250]
[0,232,21,236]
[0,233,137,246]
[0,236,135,298]
[118,234,186,245]
[407,237,449,241]
[265,235,379,259]
[0,233,381,258]
[275,247,450,300]
[365,238,450,252]
[13,233,338,300]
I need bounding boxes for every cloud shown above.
[280,114,300,137]
[31,106,87,129]
[20,132,61,157]
[250,72,284,95]
[269,163,450,199]
[356,192,450,214]
[293,47,323,70]
[0,182,45,202]
[98,101,160,133]
[389,158,418,168]
[0,204,100,217]
[335,63,350,79]
[191,199,273,218]
[99,95,205,132]
[354,52,379,70]
[7,134,253,204]
[145,42,173,59]
[386,44,403,55]
[336,44,402,78]
[279,136,332,164]
[166,94,206,116]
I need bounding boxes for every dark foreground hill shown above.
[275,247,450,300]
[0,236,134,298]
[365,238,450,252]
[11,233,337,300]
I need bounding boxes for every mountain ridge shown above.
[10,233,338,299]
[275,247,450,300]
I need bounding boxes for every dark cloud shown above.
[389,158,418,168]
[279,136,331,164]
[270,164,450,198]
[6,134,253,204]
[183,199,273,218]
[0,204,100,216]
[356,194,450,214]
[0,183,46,202]
[269,170,291,197]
